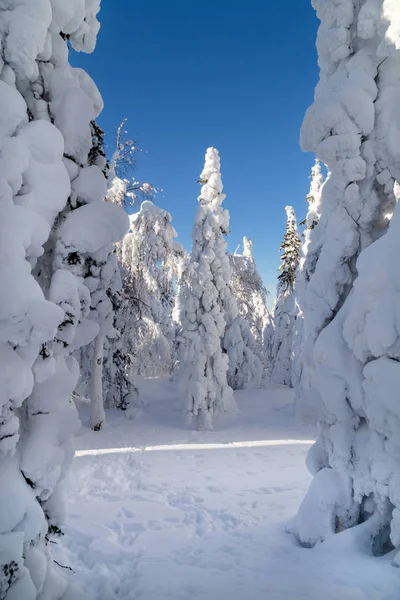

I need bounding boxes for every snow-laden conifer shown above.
[0,1,128,597]
[116,201,184,382]
[270,295,295,387]
[301,159,324,233]
[276,206,301,298]
[270,207,300,386]
[224,316,262,390]
[178,148,234,429]
[292,160,325,388]
[78,121,158,417]
[294,0,400,555]
[229,238,270,382]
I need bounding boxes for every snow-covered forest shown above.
[1,1,400,599]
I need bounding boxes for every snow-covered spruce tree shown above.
[270,206,301,386]
[172,249,190,331]
[263,315,276,382]
[300,159,324,234]
[115,201,184,381]
[229,238,270,379]
[276,206,301,299]
[224,314,262,390]
[0,85,66,600]
[293,1,400,553]
[49,89,128,434]
[171,249,196,382]
[178,147,235,429]
[86,241,126,430]
[66,174,129,430]
[292,160,325,388]
[0,1,127,597]
[76,120,156,416]
[236,239,271,352]
[270,295,295,387]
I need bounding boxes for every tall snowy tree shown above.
[270,206,301,386]
[114,201,184,383]
[172,249,190,328]
[270,295,295,387]
[292,160,325,387]
[77,119,154,423]
[86,242,125,431]
[178,147,235,430]
[0,1,127,598]
[294,0,400,557]
[229,238,271,379]
[276,206,301,298]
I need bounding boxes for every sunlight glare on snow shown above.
[75,438,315,457]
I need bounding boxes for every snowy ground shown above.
[58,381,400,599]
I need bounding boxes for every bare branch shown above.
[107,119,158,210]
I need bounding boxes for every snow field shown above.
[58,381,400,600]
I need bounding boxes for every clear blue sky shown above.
[71,1,319,299]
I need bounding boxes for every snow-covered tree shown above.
[224,315,262,390]
[172,249,190,328]
[292,160,325,387]
[178,147,235,429]
[276,206,301,298]
[115,201,184,381]
[0,1,127,597]
[270,295,295,387]
[270,207,301,386]
[86,245,125,430]
[53,125,128,436]
[102,287,141,413]
[219,247,263,389]
[263,316,276,381]
[102,200,184,414]
[77,119,155,422]
[229,238,271,377]
[300,159,324,233]
[294,0,400,556]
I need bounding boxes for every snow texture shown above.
[56,381,399,600]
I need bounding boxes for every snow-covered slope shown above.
[55,383,399,600]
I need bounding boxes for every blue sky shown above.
[71,1,319,299]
